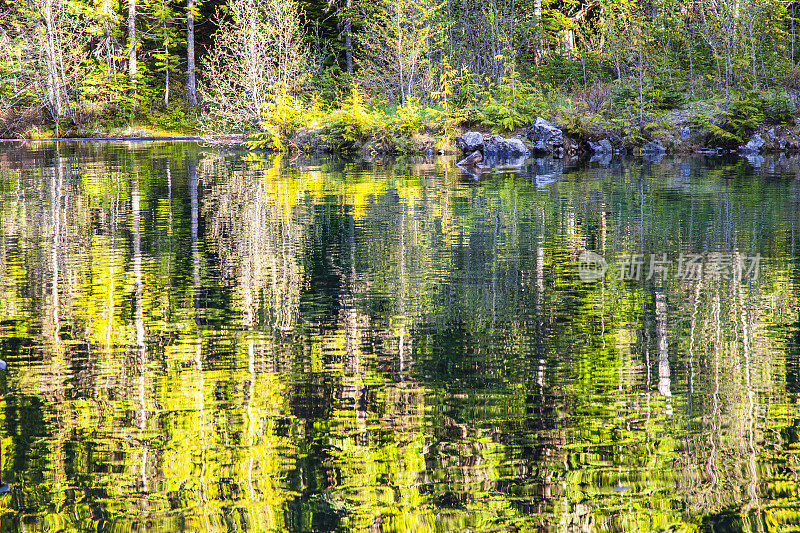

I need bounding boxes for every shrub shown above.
[478,83,544,133]
[762,91,794,125]
[319,86,381,152]
[552,97,609,141]
[389,99,425,136]
[570,83,612,113]
[610,78,686,113]
[725,92,765,137]
[534,55,612,89]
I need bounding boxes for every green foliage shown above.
[146,106,197,133]
[726,92,765,135]
[688,111,745,146]
[478,83,544,133]
[685,91,792,147]
[647,79,687,110]
[320,86,381,152]
[389,98,425,136]
[553,97,617,141]
[610,79,686,113]
[762,92,795,125]
[535,55,611,89]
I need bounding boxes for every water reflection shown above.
[0,142,798,531]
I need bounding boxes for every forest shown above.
[3,0,800,150]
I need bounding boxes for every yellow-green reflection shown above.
[0,142,798,531]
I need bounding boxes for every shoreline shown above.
[0,134,245,143]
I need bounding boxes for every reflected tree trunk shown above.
[132,172,148,492]
[655,291,672,414]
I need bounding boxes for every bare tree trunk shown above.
[397,8,405,104]
[686,21,696,98]
[187,0,197,106]
[128,0,137,100]
[345,0,352,73]
[163,8,170,107]
[638,45,645,124]
[534,0,542,62]
[747,0,757,90]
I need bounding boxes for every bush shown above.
[687,94,765,148]
[610,78,686,113]
[319,86,382,152]
[478,83,544,133]
[552,97,609,141]
[762,91,794,125]
[534,55,612,89]
[389,99,425,136]
[570,83,612,113]
[725,92,765,138]
[687,111,742,147]
[147,106,197,133]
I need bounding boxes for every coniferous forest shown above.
[3,0,800,150]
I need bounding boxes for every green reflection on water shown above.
[0,142,798,532]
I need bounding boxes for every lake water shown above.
[0,141,798,531]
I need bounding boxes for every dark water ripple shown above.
[0,142,798,531]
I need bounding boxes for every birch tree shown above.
[200,0,308,131]
[357,0,440,103]
[187,0,197,106]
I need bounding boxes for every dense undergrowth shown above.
[7,56,800,153]
[242,73,800,154]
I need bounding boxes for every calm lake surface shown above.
[0,141,799,532]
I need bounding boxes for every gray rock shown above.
[456,131,484,153]
[696,148,718,155]
[589,139,613,155]
[642,151,665,164]
[680,126,691,139]
[741,133,765,154]
[743,153,765,168]
[641,140,666,154]
[505,137,532,157]
[526,117,564,154]
[457,150,483,167]
[589,152,612,167]
[483,135,531,158]
[528,157,563,186]
[290,128,324,153]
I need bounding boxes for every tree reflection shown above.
[0,144,798,530]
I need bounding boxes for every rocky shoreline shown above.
[451,117,800,170]
[285,111,800,173]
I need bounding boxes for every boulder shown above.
[588,139,613,155]
[741,133,765,154]
[483,135,531,158]
[456,131,484,153]
[641,140,666,154]
[290,128,324,153]
[526,117,564,154]
[680,126,691,140]
[457,150,483,167]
